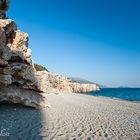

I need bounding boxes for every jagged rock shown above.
[37,71,99,93]
[0,0,9,18]
[0,58,8,66]
[0,19,48,109]
[0,74,11,85]
[0,85,48,109]
[0,66,10,74]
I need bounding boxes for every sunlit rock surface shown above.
[0,19,48,109]
[37,71,100,93]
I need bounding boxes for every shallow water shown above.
[87,88,140,102]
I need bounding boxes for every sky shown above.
[8,0,140,87]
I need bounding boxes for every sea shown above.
[87,88,140,102]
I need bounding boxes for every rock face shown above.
[0,19,48,109]
[0,0,9,18]
[0,85,48,109]
[37,71,100,93]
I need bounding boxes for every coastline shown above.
[0,93,140,140]
[83,93,140,104]
[85,88,140,104]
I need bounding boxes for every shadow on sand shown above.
[0,102,49,140]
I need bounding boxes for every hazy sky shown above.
[8,0,140,87]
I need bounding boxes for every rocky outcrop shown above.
[0,0,9,18]
[0,85,48,109]
[37,71,100,93]
[0,19,48,109]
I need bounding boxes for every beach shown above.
[0,93,140,140]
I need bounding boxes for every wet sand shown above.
[0,93,140,140]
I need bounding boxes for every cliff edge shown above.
[37,71,100,93]
[0,19,48,109]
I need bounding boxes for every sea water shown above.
[87,88,140,102]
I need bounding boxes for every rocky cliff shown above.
[37,71,99,93]
[0,19,48,109]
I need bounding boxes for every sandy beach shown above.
[0,93,140,140]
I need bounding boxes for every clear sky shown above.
[8,0,140,87]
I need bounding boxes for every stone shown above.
[0,19,48,109]
[0,0,9,18]
[0,74,11,85]
[36,71,99,93]
[0,85,48,109]
[0,66,11,74]
[0,58,8,66]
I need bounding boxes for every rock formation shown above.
[0,0,9,18]
[0,19,48,109]
[36,71,100,93]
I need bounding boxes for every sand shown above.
[0,93,140,140]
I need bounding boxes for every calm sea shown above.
[87,88,140,102]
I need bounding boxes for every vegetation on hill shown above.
[68,77,93,84]
[34,63,49,72]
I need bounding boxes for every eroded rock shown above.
[0,85,48,109]
[0,19,48,109]
[37,71,100,93]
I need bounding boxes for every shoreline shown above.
[80,92,140,104]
